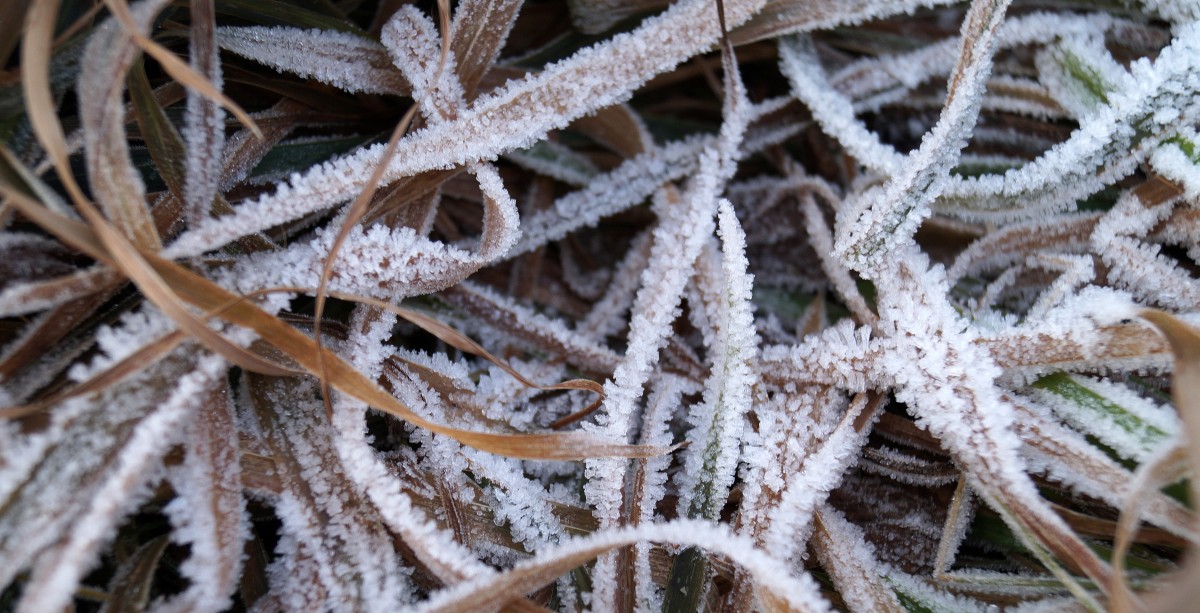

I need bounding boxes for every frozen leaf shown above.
[832,0,1012,273]
[216,26,409,95]
[157,377,247,613]
[812,505,905,613]
[1026,373,1176,464]
[7,347,229,613]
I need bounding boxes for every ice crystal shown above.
[3,0,1199,610]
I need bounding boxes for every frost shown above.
[216,27,408,95]
[7,0,1199,609]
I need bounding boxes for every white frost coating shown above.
[157,384,248,613]
[256,378,413,611]
[381,6,467,123]
[885,572,992,612]
[1026,374,1177,464]
[413,520,832,613]
[220,162,519,301]
[580,178,719,609]
[760,393,872,562]
[811,505,904,612]
[936,21,1200,221]
[584,61,750,599]
[184,1,226,227]
[634,376,694,612]
[578,231,654,340]
[446,281,622,374]
[513,135,711,256]
[1035,33,1126,118]
[833,0,1010,273]
[677,201,759,520]
[758,320,878,392]
[779,35,905,177]
[869,248,1116,600]
[1150,138,1200,200]
[328,307,497,587]
[216,26,408,95]
[1092,192,1200,310]
[17,352,228,613]
[165,0,769,258]
[1014,399,1195,540]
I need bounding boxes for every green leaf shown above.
[1030,373,1171,463]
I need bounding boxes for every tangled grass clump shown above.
[1,0,1200,611]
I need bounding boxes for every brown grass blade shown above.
[0,181,299,378]
[450,0,522,100]
[391,303,605,399]
[443,283,622,376]
[156,377,244,613]
[731,0,958,46]
[78,0,163,250]
[21,0,92,210]
[1111,443,1188,613]
[312,102,419,416]
[244,374,411,611]
[6,66,299,380]
[980,321,1172,381]
[571,104,651,158]
[9,350,228,613]
[182,0,224,225]
[1138,309,1200,613]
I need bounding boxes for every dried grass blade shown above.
[834,0,1011,273]
[215,26,409,95]
[132,254,665,460]
[730,0,957,45]
[1009,396,1194,540]
[1,158,301,379]
[20,0,93,211]
[78,0,167,250]
[312,102,418,416]
[244,375,413,610]
[166,0,770,257]
[1,330,185,419]
[10,351,227,613]
[570,104,651,158]
[155,378,246,613]
[443,283,621,375]
[980,320,1172,381]
[1138,309,1200,613]
[93,219,298,376]
[392,303,604,398]
[1110,442,1187,613]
